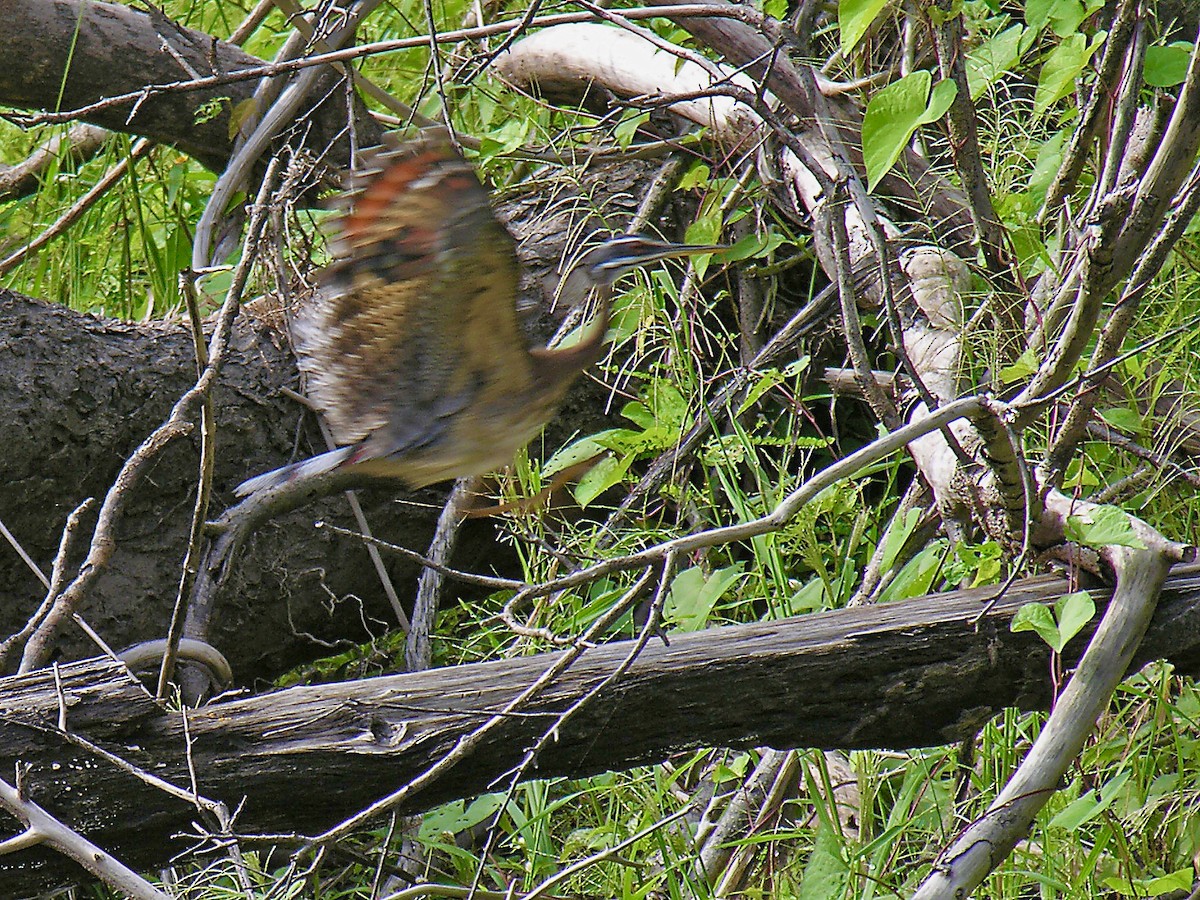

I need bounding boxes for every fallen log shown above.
[2,564,1199,891]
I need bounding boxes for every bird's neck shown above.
[528,292,611,387]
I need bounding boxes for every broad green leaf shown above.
[646,379,689,431]
[720,230,788,262]
[1034,33,1096,115]
[998,346,1040,383]
[1063,457,1100,490]
[1144,868,1196,894]
[1098,407,1141,433]
[921,78,958,125]
[879,507,923,574]
[788,577,828,613]
[665,564,745,631]
[1048,789,1099,830]
[685,206,723,248]
[738,368,785,415]
[1064,505,1146,550]
[878,541,946,603]
[1025,0,1100,34]
[1144,42,1194,88]
[839,0,890,55]
[573,453,631,507]
[543,428,636,478]
[419,793,506,839]
[1054,590,1095,648]
[797,817,850,900]
[1011,602,1060,649]
[613,111,650,148]
[677,162,711,190]
[968,25,1025,98]
[863,71,955,191]
[621,400,655,430]
[1104,869,1195,897]
[1053,772,1130,832]
[683,207,722,278]
[1025,127,1068,209]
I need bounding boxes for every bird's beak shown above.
[599,238,727,274]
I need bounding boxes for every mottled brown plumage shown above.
[236,129,719,497]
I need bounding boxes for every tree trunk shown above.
[0,0,380,174]
[0,288,454,678]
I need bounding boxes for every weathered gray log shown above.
[2,565,1200,891]
[0,0,380,174]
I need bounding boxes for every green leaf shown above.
[797,818,850,900]
[838,0,890,54]
[1144,42,1194,88]
[864,71,957,191]
[1034,32,1096,116]
[720,229,788,262]
[925,0,962,27]
[677,162,711,190]
[1025,0,1100,35]
[646,379,689,431]
[1144,868,1196,895]
[419,793,506,839]
[1098,407,1141,433]
[878,507,923,574]
[1064,505,1146,550]
[924,77,958,123]
[998,346,1041,384]
[1056,772,1130,833]
[573,454,631,507]
[1054,590,1095,648]
[1026,127,1069,207]
[621,400,656,430]
[542,430,625,478]
[1011,602,1061,650]
[1048,789,1099,830]
[613,111,650,148]
[967,25,1025,99]
[665,564,745,631]
[738,368,785,415]
[878,541,946,602]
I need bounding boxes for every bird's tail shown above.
[234,446,358,497]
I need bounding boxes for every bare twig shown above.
[913,549,1170,899]
[0,139,152,276]
[406,478,478,672]
[0,123,110,202]
[159,159,280,699]
[0,774,170,900]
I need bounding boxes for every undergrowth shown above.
[4,0,1200,897]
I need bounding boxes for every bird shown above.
[235,127,721,498]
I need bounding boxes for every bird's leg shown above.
[463,454,606,518]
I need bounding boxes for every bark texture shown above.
[2,566,1199,892]
[0,0,380,174]
[0,288,450,678]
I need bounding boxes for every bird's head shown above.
[577,235,725,286]
[554,235,724,310]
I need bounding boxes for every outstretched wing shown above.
[295,128,534,455]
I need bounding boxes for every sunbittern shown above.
[236,128,720,497]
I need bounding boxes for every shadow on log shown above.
[2,564,1200,891]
